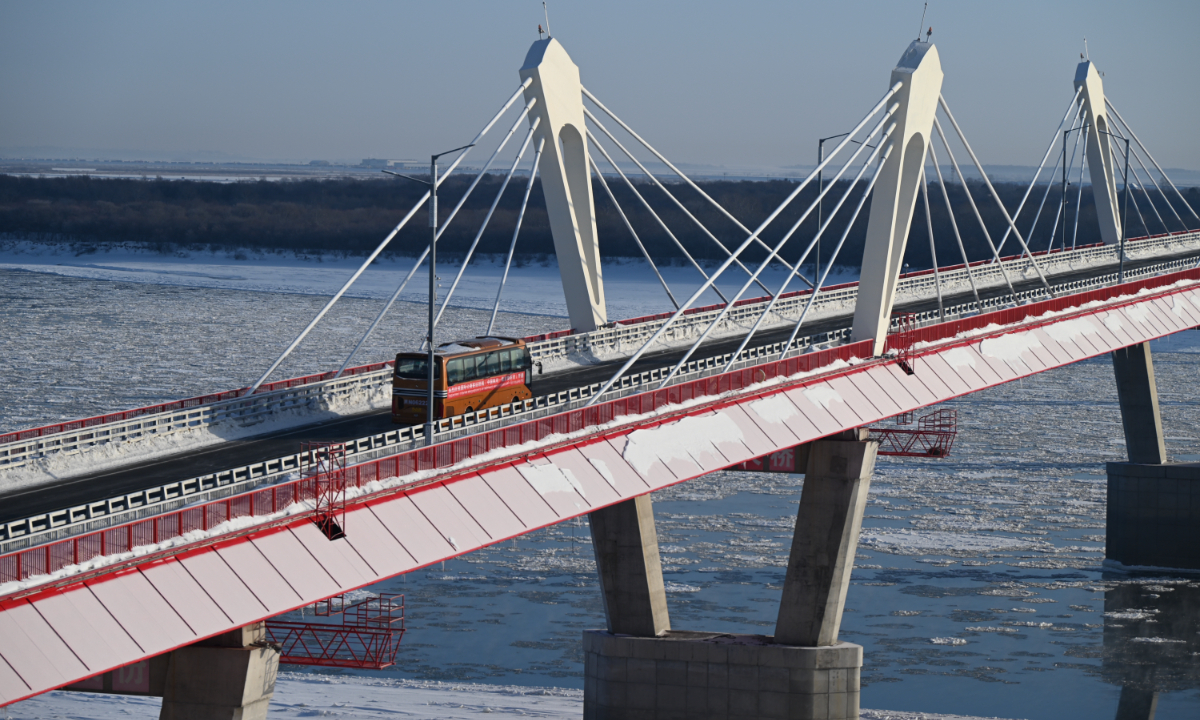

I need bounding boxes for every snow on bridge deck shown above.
[1,267,1199,707]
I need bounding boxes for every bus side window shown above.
[483,351,500,377]
[498,349,512,373]
[447,358,463,385]
[521,349,533,371]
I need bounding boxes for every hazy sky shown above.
[2,1,1197,170]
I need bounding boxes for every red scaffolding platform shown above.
[871,408,957,458]
[266,593,406,669]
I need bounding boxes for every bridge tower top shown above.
[520,38,607,331]
[1074,59,1123,246]
[851,40,944,356]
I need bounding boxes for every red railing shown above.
[3,265,1198,591]
[0,360,395,446]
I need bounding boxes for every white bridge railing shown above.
[526,231,1200,371]
[0,230,1197,525]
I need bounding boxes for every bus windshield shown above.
[394,356,436,380]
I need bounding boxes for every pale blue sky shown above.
[2,1,1197,169]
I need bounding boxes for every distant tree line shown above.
[1,173,1196,270]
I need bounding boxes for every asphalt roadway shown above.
[2,249,1196,524]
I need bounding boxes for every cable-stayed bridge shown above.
[1,36,1198,720]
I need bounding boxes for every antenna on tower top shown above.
[917,2,928,42]
[1084,38,1089,59]
[543,1,551,38]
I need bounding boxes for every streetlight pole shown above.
[1096,130,1131,283]
[1120,136,1131,283]
[384,142,473,445]
[816,133,850,281]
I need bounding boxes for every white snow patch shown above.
[1044,317,1101,344]
[1126,304,1152,324]
[979,332,1042,363]
[519,462,586,500]
[1131,636,1185,644]
[620,413,743,475]
[750,394,799,424]
[942,346,977,369]
[588,457,618,489]
[1102,314,1124,333]
[930,637,968,645]
[803,385,844,410]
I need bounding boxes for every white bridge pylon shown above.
[520,38,607,332]
[852,40,944,356]
[1075,59,1123,247]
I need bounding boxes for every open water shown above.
[2,267,1199,719]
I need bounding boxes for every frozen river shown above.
[1,246,1199,719]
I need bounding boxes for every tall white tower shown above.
[851,41,944,356]
[1074,60,1123,246]
[519,38,607,332]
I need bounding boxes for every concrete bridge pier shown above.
[584,431,877,720]
[1106,342,1200,570]
[159,622,279,720]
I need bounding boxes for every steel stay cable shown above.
[779,143,895,359]
[1127,160,1171,234]
[584,127,729,303]
[1105,115,1179,231]
[921,170,944,319]
[708,114,899,379]
[252,83,533,393]
[488,138,546,335]
[588,152,679,309]
[435,118,541,327]
[1048,113,1087,251]
[1021,103,1082,254]
[926,144,982,304]
[432,98,537,249]
[1104,132,1161,236]
[334,247,428,378]
[1071,122,1090,250]
[937,97,1054,297]
[335,87,537,376]
[584,106,804,293]
[1125,140,1187,231]
[584,82,904,405]
[994,87,1084,257]
[1122,163,1159,236]
[930,129,1019,302]
[1105,99,1200,221]
[582,86,820,289]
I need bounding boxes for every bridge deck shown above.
[2,244,1196,529]
[1,266,1198,707]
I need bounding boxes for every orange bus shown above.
[392,337,534,424]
